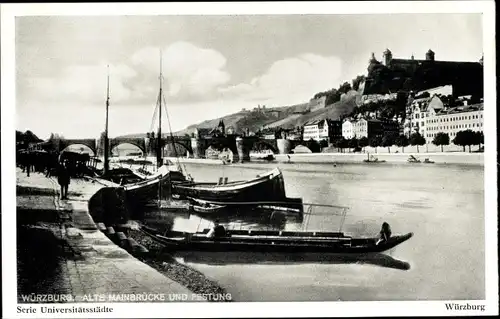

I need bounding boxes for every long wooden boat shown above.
[141,226,413,254]
[172,168,290,203]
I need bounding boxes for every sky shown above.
[15,13,483,139]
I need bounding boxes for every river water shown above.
[137,161,484,301]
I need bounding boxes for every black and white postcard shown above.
[2,1,497,318]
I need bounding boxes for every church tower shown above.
[425,49,435,61]
[382,48,392,66]
[218,120,225,136]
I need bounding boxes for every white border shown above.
[2,1,498,318]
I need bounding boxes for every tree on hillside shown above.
[352,75,366,91]
[338,82,352,94]
[381,132,398,153]
[409,132,426,153]
[453,130,476,152]
[366,63,392,93]
[432,132,450,152]
[395,134,409,153]
[313,88,341,106]
[358,137,369,153]
[326,89,342,105]
[368,135,382,153]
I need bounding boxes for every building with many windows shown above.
[404,94,445,137]
[342,119,355,139]
[303,119,329,142]
[425,103,484,143]
[343,118,400,139]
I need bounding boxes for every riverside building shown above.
[303,119,342,142]
[404,94,445,137]
[303,119,330,142]
[343,118,400,139]
[425,103,484,144]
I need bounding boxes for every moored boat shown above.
[190,198,227,214]
[407,155,421,163]
[172,168,291,204]
[123,166,187,208]
[141,226,413,254]
[363,155,386,163]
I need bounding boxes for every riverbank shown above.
[126,228,231,301]
[15,169,205,302]
[275,152,484,165]
[165,152,483,166]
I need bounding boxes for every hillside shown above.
[264,91,358,129]
[118,94,357,139]
[173,102,311,136]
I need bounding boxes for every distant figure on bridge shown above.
[57,161,71,200]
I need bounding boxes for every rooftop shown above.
[436,103,484,115]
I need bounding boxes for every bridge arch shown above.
[163,141,193,157]
[205,139,238,157]
[60,144,96,156]
[109,138,146,154]
[58,139,97,155]
[251,140,279,154]
[109,142,145,156]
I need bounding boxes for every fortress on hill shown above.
[362,48,484,97]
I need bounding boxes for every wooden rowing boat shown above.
[189,198,227,214]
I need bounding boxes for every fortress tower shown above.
[425,49,435,61]
[382,48,393,66]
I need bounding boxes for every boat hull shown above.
[123,170,186,209]
[144,227,413,254]
[172,168,288,203]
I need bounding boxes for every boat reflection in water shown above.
[175,251,410,271]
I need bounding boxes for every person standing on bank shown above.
[57,161,71,200]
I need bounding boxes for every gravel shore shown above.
[126,228,231,302]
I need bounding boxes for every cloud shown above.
[131,41,230,99]
[219,53,343,105]
[28,63,137,105]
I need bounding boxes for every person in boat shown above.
[207,219,226,239]
[376,222,392,245]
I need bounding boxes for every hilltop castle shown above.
[363,49,483,97]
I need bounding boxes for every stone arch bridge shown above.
[52,135,300,162]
